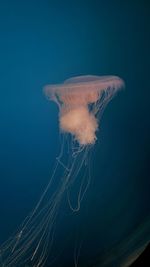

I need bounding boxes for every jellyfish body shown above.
[44,75,124,145]
[0,75,124,267]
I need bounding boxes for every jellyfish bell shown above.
[44,75,124,145]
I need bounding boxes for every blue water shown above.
[0,1,150,266]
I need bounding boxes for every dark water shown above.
[0,0,150,266]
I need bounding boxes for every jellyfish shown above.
[0,75,124,267]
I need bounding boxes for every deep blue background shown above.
[0,0,150,266]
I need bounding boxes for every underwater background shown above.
[0,0,150,266]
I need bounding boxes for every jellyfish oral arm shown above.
[59,105,98,145]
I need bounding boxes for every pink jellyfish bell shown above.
[44,75,124,145]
